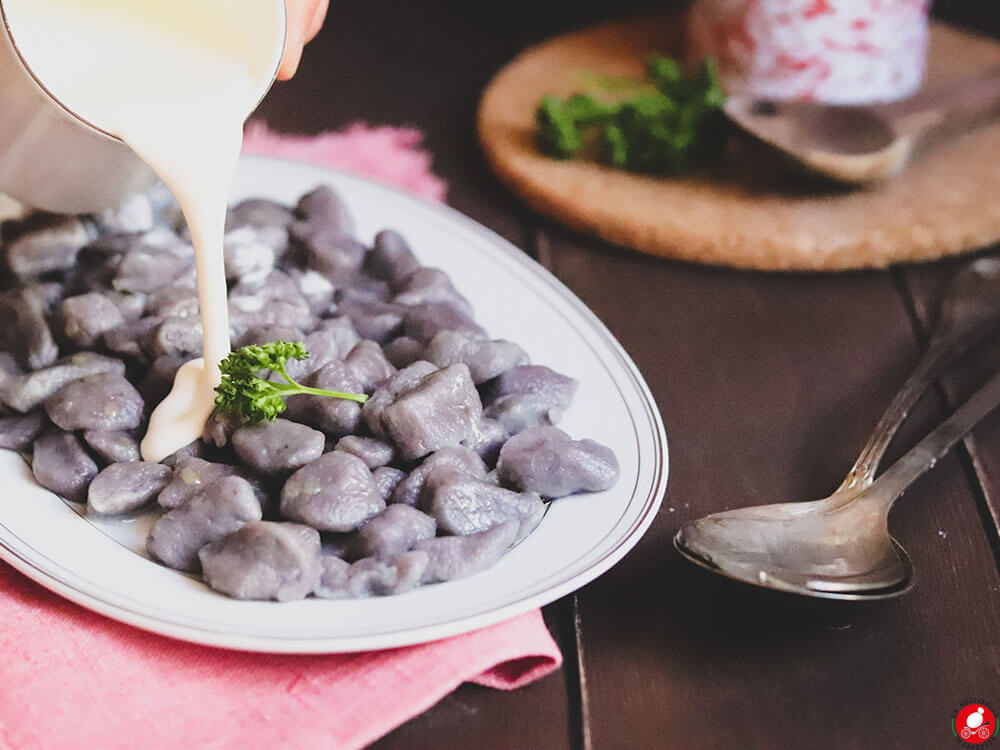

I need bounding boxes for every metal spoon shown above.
[724,65,1000,184]
[674,257,1000,599]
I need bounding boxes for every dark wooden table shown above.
[259,2,1000,747]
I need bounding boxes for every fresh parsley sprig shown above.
[536,56,727,175]
[214,341,368,423]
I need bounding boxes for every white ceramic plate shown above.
[0,156,668,653]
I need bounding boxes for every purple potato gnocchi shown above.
[421,331,528,385]
[0,411,46,451]
[382,336,424,369]
[291,188,365,280]
[344,340,397,393]
[236,324,306,349]
[314,316,362,351]
[4,215,91,277]
[393,268,474,319]
[0,287,59,371]
[482,364,580,433]
[353,504,436,559]
[416,520,520,583]
[314,555,350,596]
[32,429,98,503]
[87,461,172,516]
[462,418,509,467]
[231,418,325,476]
[153,315,204,357]
[105,290,146,321]
[226,197,294,232]
[113,251,190,294]
[295,185,356,237]
[147,476,263,572]
[335,435,395,469]
[60,293,125,348]
[283,325,357,381]
[102,317,161,363]
[427,473,545,541]
[380,364,483,460]
[340,274,392,303]
[201,409,237,449]
[223,227,276,281]
[45,372,144,432]
[229,269,300,306]
[314,550,427,598]
[280,451,385,532]
[361,360,438,439]
[132,226,194,260]
[145,285,199,320]
[336,297,404,344]
[95,193,154,234]
[366,229,420,286]
[141,354,195,403]
[290,268,335,315]
[27,281,66,309]
[484,393,562,435]
[401,301,486,343]
[159,456,240,509]
[284,361,365,437]
[485,365,578,412]
[299,231,367,283]
[228,294,315,335]
[1,352,126,413]
[199,521,322,602]
[391,445,487,507]
[497,426,620,498]
[372,466,405,503]
[161,440,204,466]
[0,353,20,389]
[157,456,266,510]
[83,430,141,464]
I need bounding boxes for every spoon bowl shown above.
[725,64,1000,184]
[674,495,915,601]
[724,97,911,184]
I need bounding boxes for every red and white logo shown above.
[955,703,995,745]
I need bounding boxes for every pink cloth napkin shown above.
[242,121,448,202]
[0,122,561,750]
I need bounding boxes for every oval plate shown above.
[0,156,668,653]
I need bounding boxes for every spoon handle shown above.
[862,365,1000,510]
[882,64,1000,142]
[838,341,951,491]
[839,259,1000,491]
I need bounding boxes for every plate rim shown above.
[0,155,669,653]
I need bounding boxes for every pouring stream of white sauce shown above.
[4,0,284,461]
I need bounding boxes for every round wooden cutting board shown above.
[478,14,1000,271]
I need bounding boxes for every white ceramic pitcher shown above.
[0,0,285,214]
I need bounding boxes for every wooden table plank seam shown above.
[572,595,591,750]
[956,441,1000,571]
[892,262,1000,574]
[527,223,590,750]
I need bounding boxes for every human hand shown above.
[278,0,329,80]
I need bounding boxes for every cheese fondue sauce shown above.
[3,0,285,461]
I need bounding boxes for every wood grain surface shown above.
[257,1,1000,748]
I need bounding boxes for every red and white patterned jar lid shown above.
[687,0,931,104]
